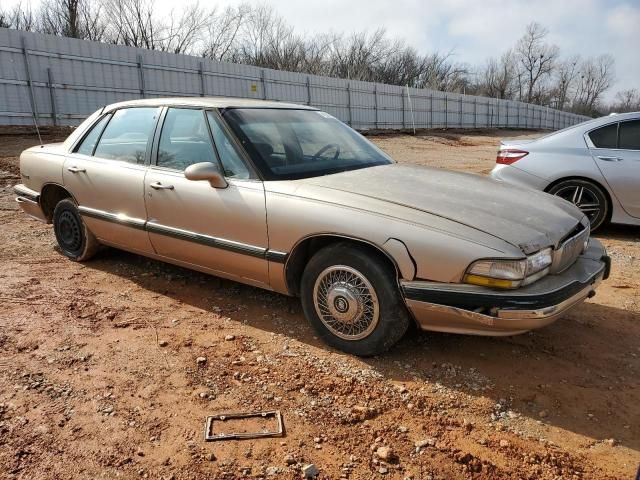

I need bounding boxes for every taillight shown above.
[496,149,529,165]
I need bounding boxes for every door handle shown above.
[67,166,86,173]
[597,156,622,162]
[149,182,174,190]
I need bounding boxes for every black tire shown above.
[52,198,100,261]
[547,179,610,231]
[300,242,410,356]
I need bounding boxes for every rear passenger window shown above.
[157,108,216,171]
[588,123,618,148]
[94,107,160,164]
[619,120,640,150]
[75,114,111,156]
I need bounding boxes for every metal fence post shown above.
[198,61,205,97]
[306,76,311,106]
[21,36,40,127]
[137,54,145,98]
[402,89,406,129]
[486,100,489,127]
[496,99,500,127]
[261,70,267,100]
[373,84,378,129]
[347,82,352,126]
[47,68,57,126]
[473,97,477,128]
[459,95,463,127]
[444,94,448,128]
[429,93,433,128]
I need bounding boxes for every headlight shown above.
[464,248,552,289]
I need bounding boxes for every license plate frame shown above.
[204,410,284,441]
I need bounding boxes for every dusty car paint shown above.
[14,97,609,340]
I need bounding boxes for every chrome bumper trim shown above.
[13,184,39,202]
[15,196,48,222]
[403,239,608,336]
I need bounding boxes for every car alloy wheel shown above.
[312,265,380,341]
[548,179,609,231]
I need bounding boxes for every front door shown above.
[144,107,270,286]
[589,119,640,218]
[63,107,161,253]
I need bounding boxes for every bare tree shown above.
[550,55,580,109]
[201,4,250,61]
[1,2,37,30]
[162,2,211,54]
[478,50,517,99]
[611,89,640,113]
[38,0,106,40]
[515,23,559,103]
[104,0,164,49]
[573,54,615,115]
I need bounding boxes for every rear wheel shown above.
[300,243,410,356]
[53,198,100,261]
[547,179,609,231]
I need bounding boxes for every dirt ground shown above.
[0,128,638,480]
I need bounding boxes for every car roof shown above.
[580,111,639,129]
[103,97,318,112]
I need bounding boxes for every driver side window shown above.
[157,108,216,171]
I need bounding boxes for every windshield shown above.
[222,108,392,180]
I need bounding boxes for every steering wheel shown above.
[311,143,341,161]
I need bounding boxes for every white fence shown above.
[0,28,590,129]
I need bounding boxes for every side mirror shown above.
[184,162,228,189]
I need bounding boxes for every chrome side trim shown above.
[78,206,147,230]
[265,250,288,263]
[146,221,267,258]
[77,205,289,262]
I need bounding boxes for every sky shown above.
[3,0,638,101]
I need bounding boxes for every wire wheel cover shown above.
[313,266,380,340]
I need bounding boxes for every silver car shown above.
[14,98,609,356]
[491,111,640,231]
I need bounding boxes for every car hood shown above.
[297,164,584,254]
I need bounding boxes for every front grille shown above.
[550,223,589,274]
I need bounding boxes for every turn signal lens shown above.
[465,248,553,289]
[463,274,520,289]
[496,149,529,165]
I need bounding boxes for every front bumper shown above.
[14,184,47,222]
[402,239,609,336]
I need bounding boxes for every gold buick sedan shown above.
[14,98,610,356]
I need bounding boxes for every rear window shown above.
[588,123,618,148]
[619,120,640,150]
[94,107,161,164]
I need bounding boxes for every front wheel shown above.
[52,198,100,261]
[300,243,410,356]
[547,179,609,231]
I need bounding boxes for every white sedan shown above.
[491,111,640,231]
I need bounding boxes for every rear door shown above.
[144,107,270,286]
[588,119,640,218]
[63,107,161,253]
